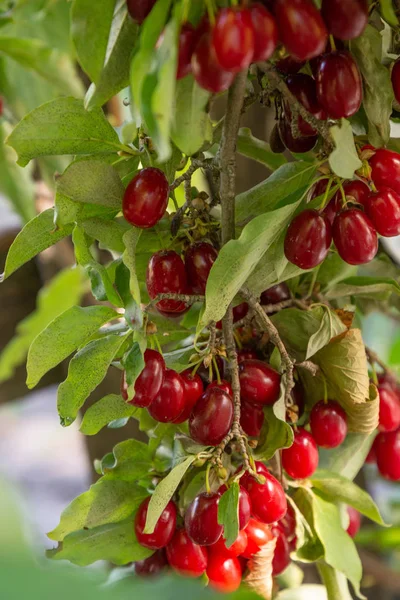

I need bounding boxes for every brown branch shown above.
[296,360,320,377]
[169,157,217,191]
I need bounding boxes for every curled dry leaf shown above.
[245,536,277,600]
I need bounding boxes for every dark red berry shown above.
[206,551,242,593]
[208,379,233,396]
[392,59,400,104]
[260,283,290,305]
[276,56,305,74]
[282,428,319,479]
[370,149,400,196]
[310,400,348,449]
[284,209,332,270]
[279,503,296,541]
[278,117,318,153]
[219,484,252,530]
[146,250,188,314]
[148,369,185,422]
[365,187,400,237]
[217,302,249,329]
[238,349,259,362]
[185,242,218,294]
[332,209,378,265]
[135,550,168,578]
[173,369,204,424]
[321,0,368,41]
[285,74,327,137]
[239,359,281,406]
[316,51,362,119]
[240,460,269,488]
[249,3,278,62]
[177,24,198,80]
[192,32,235,93]
[271,524,291,576]
[341,179,371,207]
[189,387,234,446]
[185,492,223,546]
[242,470,287,524]
[135,497,177,549]
[346,506,361,538]
[166,528,208,577]
[123,168,169,229]
[121,349,165,407]
[242,518,274,559]
[212,7,254,72]
[375,429,400,480]
[213,529,248,557]
[274,0,327,61]
[240,400,264,437]
[378,385,400,432]
[127,0,155,23]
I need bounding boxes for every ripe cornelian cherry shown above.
[341,179,371,207]
[166,528,208,577]
[310,400,348,448]
[219,484,252,529]
[321,0,368,40]
[208,379,233,395]
[185,492,223,546]
[146,250,188,314]
[240,400,264,437]
[121,349,165,407]
[274,0,327,61]
[282,428,319,479]
[242,517,274,559]
[148,369,185,422]
[332,209,378,265]
[185,241,218,294]
[189,387,233,446]
[177,24,198,80]
[370,148,400,195]
[276,56,305,74]
[173,369,203,424]
[285,74,327,137]
[365,187,400,237]
[378,385,400,432]
[279,503,297,542]
[192,32,235,93]
[316,51,362,119]
[212,7,254,72]
[284,209,332,270]
[238,349,259,362]
[135,497,177,549]
[214,529,248,557]
[250,3,278,62]
[375,429,400,480]
[278,117,318,153]
[239,359,281,405]
[271,524,291,576]
[135,550,168,578]
[391,59,400,104]
[206,551,242,593]
[260,283,291,305]
[242,467,287,524]
[123,168,169,229]
[346,507,361,538]
[127,0,155,23]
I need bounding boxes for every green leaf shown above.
[237,127,287,170]
[306,307,348,360]
[1,209,73,280]
[351,25,394,147]
[80,395,136,435]
[144,456,196,534]
[171,75,213,156]
[218,483,240,548]
[325,276,400,300]
[6,97,121,166]
[101,438,153,481]
[380,0,399,26]
[318,433,376,481]
[82,218,129,253]
[235,161,317,223]
[57,332,129,425]
[256,384,294,460]
[318,253,358,290]
[27,305,118,389]
[122,228,142,304]
[355,525,400,550]
[122,341,145,399]
[329,119,362,179]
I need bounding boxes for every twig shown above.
[296,361,320,377]
[169,157,217,191]
[144,292,204,311]
[365,347,390,375]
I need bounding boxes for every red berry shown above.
[278,117,318,153]
[238,349,259,362]
[166,528,208,577]
[146,250,188,314]
[242,470,287,525]
[185,242,218,294]
[240,400,264,437]
[282,428,319,479]
[321,0,368,41]
[208,379,233,396]
[365,187,400,237]
[189,387,234,446]
[260,283,290,305]
[249,3,278,62]
[127,0,155,23]
[240,461,270,487]
[285,74,327,137]
[185,492,223,546]
[207,551,242,593]
[316,51,362,119]
[121,349,165,407]
[214,529,248,556]
[284,209,332,270]
[212,7,254,72]
[378,385,400,432]
[279,503,297,541]
[242,518,274,559]
[365,443,377,464]
[173,369,204,424]
[375,430,400,480]
[123,168,169,229]
[177,24,198,80]
[271,524,291,576]
[310,400,348,449]
[135,550,168,577]
[148,369,185,422]
[341,179,371,208]
[370,148,400,196]
[392,59,400,104]
[274,0,327,61]
[346,506,361,538]
[239,359,281,406]
[332,209,378,265]
[276,56,305,74]
[192,32,235,93]
[135,497,177,550]
[219,484,252,530]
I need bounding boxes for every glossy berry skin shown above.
[321,0,368,40]
[185,492,223,546]
[332,209,378,265]
[365,187,400,237]
[206,551,242,593]
[239,359,281,406]
[123,168,169,229]
[173,369,203,424]
[370,149,400,196]
[285,74,327,137]
[284,209,332,270]
[122,349,165,407]
[148,369,185,423]
[189,387,233,446]
[242,469,287,524]
[240,400,264,437]
[192,32,235,93]
[135,497,177,550]
[378,385,400,432]
[375,430,400,480]
[271,525,291,576]
[240,460,269,487]
[219,484,252,530]
[127,0,155,23]
[282,428,319,479]
[278,117,318,153]
[310,400,348,449]
[135,550,168,578]
[341,179,370,208]
[346,507,361,538]
[184,242,218,294]
[242,518,274,559]
[177,24,197,80]
[146,250,188,314]
[214,529,248,557]
[250,3,278,62]
[208,379,233,396]
[166,529,208,577]
[212,7,254,72]
[276,56,305,75]
[316,51,362,119]
[392,59,400,104]
[260,283,290,305]
[274,0,327,61]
